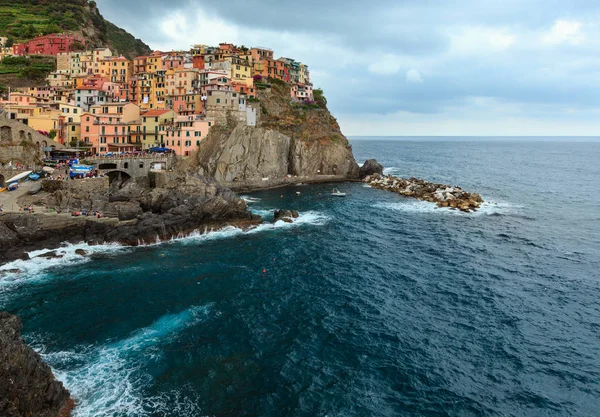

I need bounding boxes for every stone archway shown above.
[19,130,25,141]
[0,126,11,143]
[107,170,131,187]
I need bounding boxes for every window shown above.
[73,109,78,114]
[196,140,200,146]
[186,131,190,137]
[155,117,158,122]
[216,98,220,104]
[71,126,76,132]
[85,126,90,132]
[139,163,144,168]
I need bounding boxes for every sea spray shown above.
[31,305,212,417]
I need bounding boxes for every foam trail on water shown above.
[33,305,211,417]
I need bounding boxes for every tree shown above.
[4,37,14,48]
[48,130,57,139]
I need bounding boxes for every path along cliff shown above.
[196,80,360,191]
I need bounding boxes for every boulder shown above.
[359,159,384,179]
[74,249,87,257]
[115,201,143,221]
[28,183,42,195]
[0,312,74,417]
[274,209,299,223]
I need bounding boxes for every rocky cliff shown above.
[0,312,74,417]
[196,80,359,190]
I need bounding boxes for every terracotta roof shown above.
[142,109,171,117]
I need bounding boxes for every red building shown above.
[14,33,86,56]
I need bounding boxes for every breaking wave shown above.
[31,305,211,417]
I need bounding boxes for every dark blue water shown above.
[1,139,600,417]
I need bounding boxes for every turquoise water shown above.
[1,139,600,416]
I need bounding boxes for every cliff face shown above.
[0,312,74,417]
[196,81,359,189]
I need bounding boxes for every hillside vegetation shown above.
[0,0,151,59]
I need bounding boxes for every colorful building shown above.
[14,33,86,56]
[163,115,212,156]
[80,102,141,153]
[140,109,176,149]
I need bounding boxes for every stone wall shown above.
[0,117,63,166]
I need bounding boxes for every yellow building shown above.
[100,57,133,84]
[65,122,81,146]
[165,68,198,96]
[141,109,176,149]
[27,109,62,133]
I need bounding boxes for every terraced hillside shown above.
[0,0,151,59]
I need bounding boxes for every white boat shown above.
[6,171,32,184]
[331,188,346,197]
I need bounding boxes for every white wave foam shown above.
[176,211,330,245]
[0,211,329,285]
[240,196,261,203]
[374,199,521,216]
[34,305,211,417]
[383,166,402,175]
[250,208,273,218]
[0,242,126,285]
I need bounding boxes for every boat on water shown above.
[331,188,347,197]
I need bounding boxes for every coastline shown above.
[0,177,356,267]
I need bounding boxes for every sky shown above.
[96,0,600,136]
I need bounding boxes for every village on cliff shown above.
[0,33,313,157]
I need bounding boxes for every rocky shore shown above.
[0,312,74,417]
[0,171,260,265]
[365,172,484,212]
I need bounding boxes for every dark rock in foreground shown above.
[365,173,484,212]
[0,312,74,417]
[274,209,299,223]
[359,159,384,179]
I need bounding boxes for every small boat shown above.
[28,173,40,181]
[296,191,301,196]
[8,182,19,191]
[331,188,346,197]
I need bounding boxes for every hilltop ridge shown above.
[0,0,151,59]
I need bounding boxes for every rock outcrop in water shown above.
[0,171,260,264]
[273,209,299,223]
[196,80,359,190]
[359,159,384,179]
[365,173,484,212]
[0,312,74,417]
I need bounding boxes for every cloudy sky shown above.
[96,0,600,136]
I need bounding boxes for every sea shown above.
[1,138,599,417]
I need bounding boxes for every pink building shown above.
[14,33,86,56]
[164,115,212,156]
[290,83,314,102]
